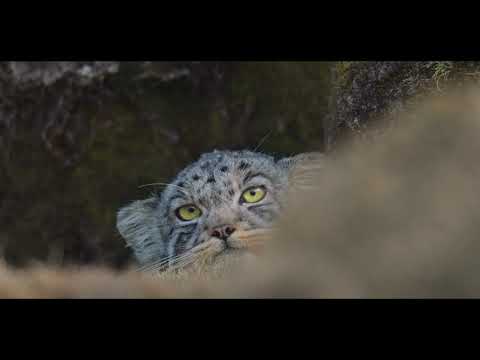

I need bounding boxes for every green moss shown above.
[333,61,355,88]
[427,61,454,91]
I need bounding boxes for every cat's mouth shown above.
[208,227,272,262]
[160,228,273,273]
[226,228,272,253]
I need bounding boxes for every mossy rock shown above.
[327,61,480,150]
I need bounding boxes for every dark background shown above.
[0,61,331,268]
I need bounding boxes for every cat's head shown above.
[117,150,322,271]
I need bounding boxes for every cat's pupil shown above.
[250,190,256,196]
[188,207,195,213]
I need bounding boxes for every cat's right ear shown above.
[116,197,161,264]
[277,152,325,189]
[277,152,325,172]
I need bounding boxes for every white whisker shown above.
[138,182,190,195]
[253,130,273,152]
[142,249,200,273]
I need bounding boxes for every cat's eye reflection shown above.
[240,186,267,204]
[176,205,202,221]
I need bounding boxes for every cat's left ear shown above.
[116,197,162,264]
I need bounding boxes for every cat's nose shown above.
[210,225,236,241]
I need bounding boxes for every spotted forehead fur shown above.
[160,150,282,206]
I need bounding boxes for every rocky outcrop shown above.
[326,61,480,150]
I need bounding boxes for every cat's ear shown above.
[116,197,161,264]
[277,152,325,171]
[277,152,325,189]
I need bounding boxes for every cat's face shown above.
[117,150,302,271]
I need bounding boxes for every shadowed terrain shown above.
[2,88,480,297]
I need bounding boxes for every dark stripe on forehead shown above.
[243,172,274,185]
[167,194,188,208]
[243,171,253,182]
[238,161,251,170]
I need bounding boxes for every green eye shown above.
[176,205,202,221]
[241,186,266,204]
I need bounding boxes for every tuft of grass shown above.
[429,61,454,91]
